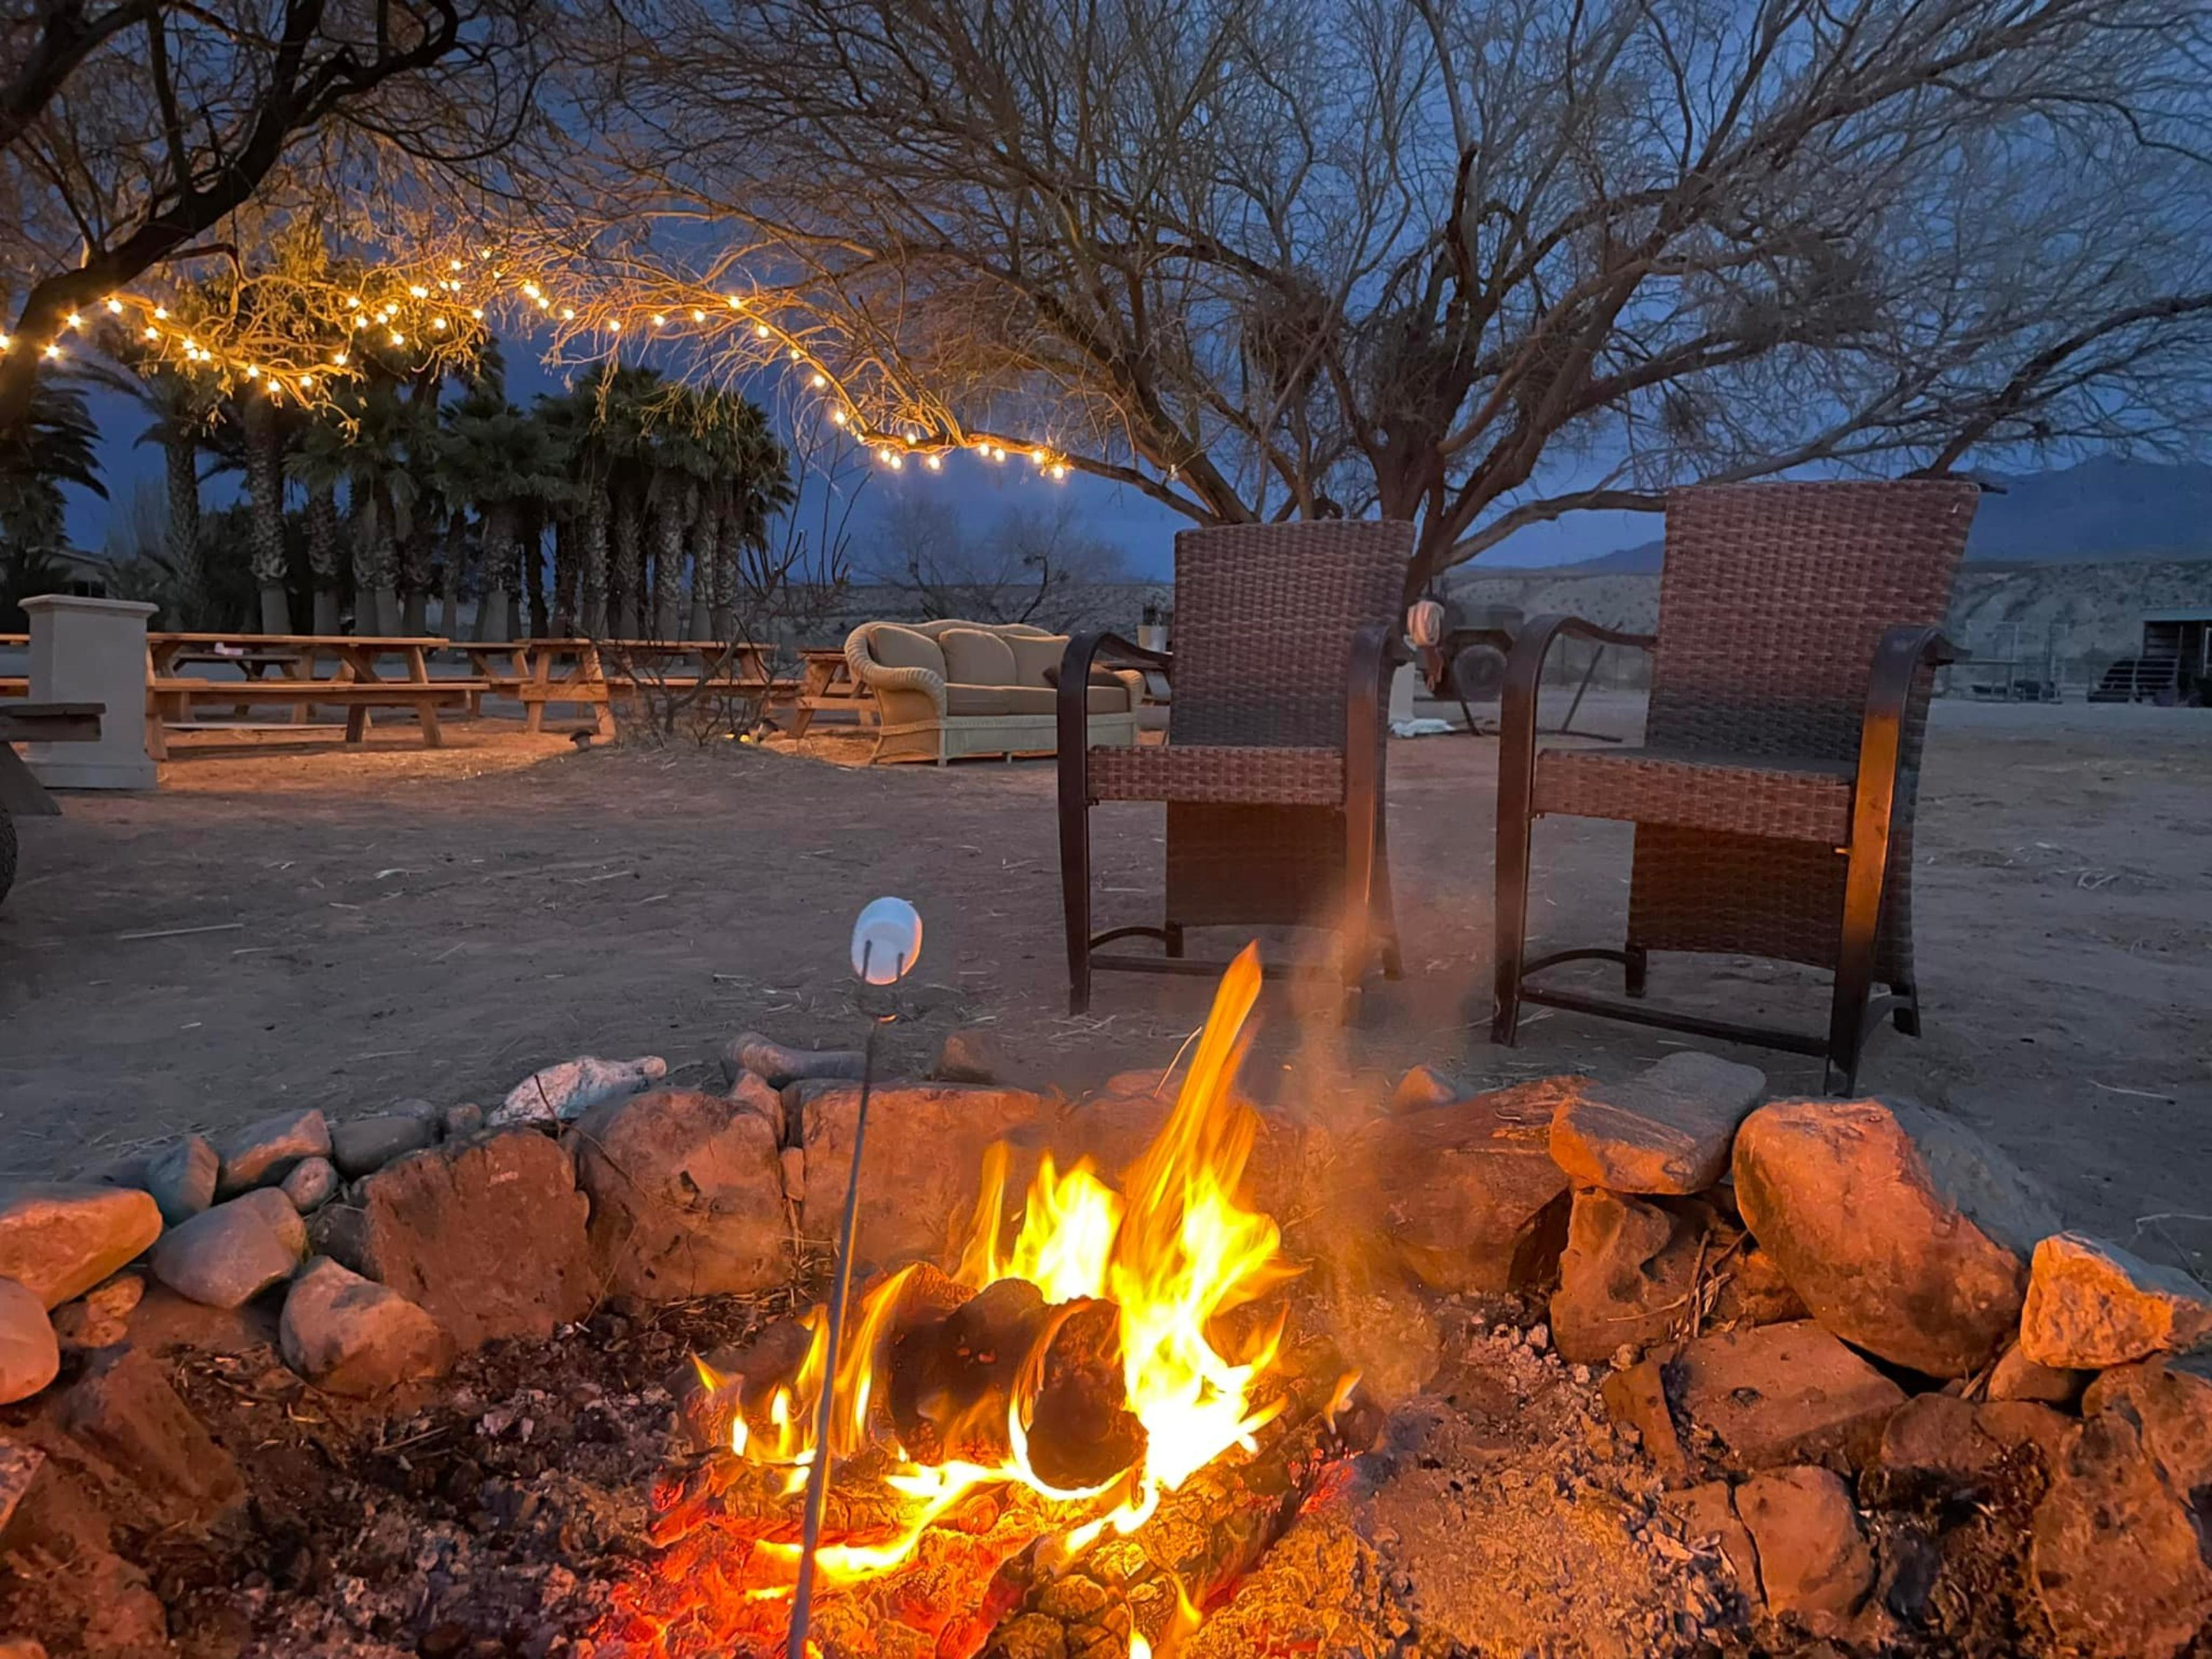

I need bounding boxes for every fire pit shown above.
[605,946,1373,1659]
[5,943,2209,1659]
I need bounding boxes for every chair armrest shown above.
[1861,626,1958,736]
[844,628,945,716]
[1848,624,1955,839]
[1056,631,1167,762]
[1499,614,1656,773]
[1345,622,1413,809]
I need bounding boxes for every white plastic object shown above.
[851,897,923,984]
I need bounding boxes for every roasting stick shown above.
[787,897,924,1659]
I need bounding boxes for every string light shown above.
[925,453,943,471]
[42,343,61,359]
[830,409,847,425]
[63,312,82,329]
[105,298,123,315]
[809,372,827,388]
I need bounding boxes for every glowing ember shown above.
[694,943,1286,1627]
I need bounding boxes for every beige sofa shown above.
[843,619,1142,764]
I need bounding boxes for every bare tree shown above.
[539,0,2212,590]
[868,498,1128,628]
[0,0,545,430]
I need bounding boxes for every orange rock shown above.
[2020,1233,2212,1369]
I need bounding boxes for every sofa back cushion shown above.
[940,627,1018,688]
[868,623,944,679]
[1003,632,1069,688]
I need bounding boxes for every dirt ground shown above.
[2,694,2207,1271]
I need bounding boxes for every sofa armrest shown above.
[844,626,946,719]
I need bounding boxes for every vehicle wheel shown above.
[0,806,15,907]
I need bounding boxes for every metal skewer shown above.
[787,897,923,1659]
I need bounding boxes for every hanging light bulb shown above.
[154,306,168,320]
[1050,463,1069,479]
[809,372,827,388]
[389,331,405,346]
[651,314,666,328]
[332,351,349,366]
[142,325,158,340]
[690,308,704,322]
[409,285,429,298]
[925,453,943,471]
[104,298,123,314]
[560,306,575,320]
[433,316,449,331]
[753,323,770,338]
[42,343,62,359]
[298,374,314,391]
[244,364,260,379]
[830,409,848,426]
[63,312,82,329]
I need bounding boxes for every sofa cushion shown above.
[945,684,1013,716]
[1004,633,1070,688]
[868,624,945,679]
[998,684,1130,715]
[940,627,1018,688]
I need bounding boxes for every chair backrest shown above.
[1168,521,1414,748]
[1648,480,1979,763]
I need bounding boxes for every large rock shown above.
[0,1277,58,1402]
[58,1344,245,1531]
[725,1032,866,1089]
[1550,1189,1802,1365]
[329,1114,437,1179]
[149,1188,306,1308]
[494,1054,668,1127]
[1340,1078,1580,1295]
[1876,1392,2003,1487]
[0,1182,164,1309]
[570,1088,789,1298]
[142,1134,218,1225]
[1986,1340,2088,1405]
[2081,1357,2212,1493]
[280,1156,339,1212]
[213,1109,331,1199]
[1673,1320,1905,1470]
[931,1028,1006,1085]
[1548,1052,1766,1195]
[279,1256,454,1397]
[793,1082,1047,1266]
[2019,1232,2212,1369]
[316,1127,594,1348]
[1736,1465,1874,1618]
[2031,1408,2212,1659]
[1732,1097,2058,1377]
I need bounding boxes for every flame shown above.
[702,944,1283,1608]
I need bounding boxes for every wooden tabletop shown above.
[150,632,450,648]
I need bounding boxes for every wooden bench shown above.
[149,677,486,748]
[462,640,804,738]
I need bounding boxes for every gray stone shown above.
[493,1054,668,1127]
[441,1100,485,1139]
[570,1088,789,1298]
[149,1189,306,1308]
[1736,1465,1875,1618]
[142,1134,218,1225]
[0,1181,164,1309]
[1548,1051,1766,1195]
[59,1344,245,1532]
[48,1271,143,1352]
[724,1031,866,1089]
[315,1127,594,1349]
[931,1027,1006,1085]
[1340,1077,1581,1296]
[1673,1320,1905,1471]
[2032,1407,2212,1659]
[1987,1341,2089,1405]
[281,1156,339,1212]
[279,1257,454,1397]
[2020,1232,2212,1370]
[387,1097,441,1122]
[213,1109,331,1199]
[329,1114,437,1178]
[0,1276,58,1403]
[792,1081,1047,1266]
[1732,1096,2059,1377]
[1388,1063,1460,1115]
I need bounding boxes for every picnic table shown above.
[0,632,25,699]
[145,633,483,754]
[464,639,804,737]
[790,646,876,738]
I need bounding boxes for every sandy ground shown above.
[2,694,2207,1274]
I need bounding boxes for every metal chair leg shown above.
[1625,945,1649,998]
[1058,757,1093,1016]
[1891,979,1921,1037]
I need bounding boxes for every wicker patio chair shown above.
[1492,479,1979,1089]
[1057,521,1416,1015]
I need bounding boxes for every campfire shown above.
[607,946,1366,1659]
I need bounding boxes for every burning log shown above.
[953,1374,1384,1659]
[1024,1300,1146,1491]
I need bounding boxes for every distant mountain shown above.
[1494,461,2212,574]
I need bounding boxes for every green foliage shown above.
[0,366,104,556]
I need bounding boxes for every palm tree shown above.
[124,369,218,627]
[439,385,568,642]
[541,365,671,638]
[238,392,296,632]
[290,416,353,632]
[0,366,104,627]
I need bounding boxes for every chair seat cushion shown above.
[1534,747,1856,843]
[1088,744,1344,806]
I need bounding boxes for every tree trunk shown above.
[162,440,207,627]
[400,514,435,635]
[686,495,715,641]
[552,512,578,635]
[353,484,401,637]
[651,487,687,640]
[533,516,556,638]
[306,482,343,634]
[581,491,610,637]
[612,484,642,639]
[480,501,516,643]
[244,399,291,634]
[440,514,469,638]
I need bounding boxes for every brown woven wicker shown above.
[1057,520,1415,1013]
[1494,478,1979,1088]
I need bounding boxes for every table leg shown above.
[416,696,445,747]
[525,649,550,735]
[0,742,60,816]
